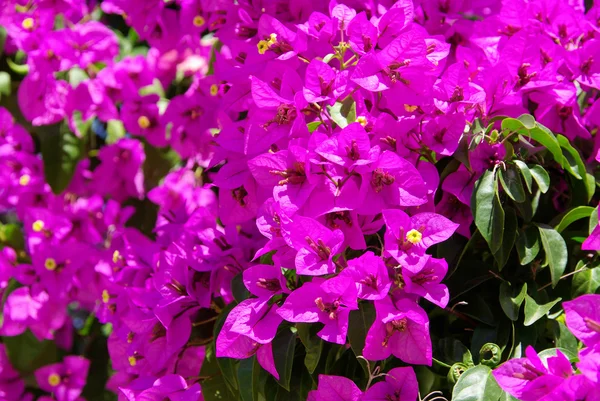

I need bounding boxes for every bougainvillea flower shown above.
[277,275,358,344]
[340,251,391,300]
[35,356,90,401]
[242,264,289,298]
[400,255,450,308]
[383,209,458,265]
[363,297,431,365]
[362,367,418,401]
[283,215,344,276]
[563,295,600,347]
[493,346,573,401]
[582,225,600,251]
[307,375,362,401]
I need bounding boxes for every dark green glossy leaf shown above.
[347,301,376,373]
[451,365,502,401]
[498,166,525,203]
[202,374,237,401]
[572,266,600,296]
[40,123,85,194]
[513,160,532,193]
[554,206,594,233]
[4,331,59,374]
[499,282,527,321]
[296,323,323,374]
[231,273,250,303]
[523,294,561,326]
[237,356,258,401]
[439,338,474,366]
[536,224,568,288]
[472,169,504,254]
[526,125,563,166]
[528,165,550,193]
[493,207,517,270]
[272,325,297,391]
[557,134,585,180]
[551,321,578,353]
[515,227,540,265]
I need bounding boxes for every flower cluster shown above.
[0,0,599,400]
[494,294,600,401]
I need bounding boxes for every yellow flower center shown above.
[137,116,150,129]
[257,40,269,55]
[32,220,45,232]
[48,373,61,387]
[21,17,34,30]
[193,15,205,27]
[404,104,418,112]
[356,116,367,127]
[405,229,423,245]
[112,250,121,263]
[19,174,31,186]
[128,356,137,366]
[210,84,219,96]
[102,289,110,304]
[44,258,57,271]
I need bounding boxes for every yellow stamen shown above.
[257,40,269,55]
[102,289,110,304]
[405,229,423,244]
[193,15,205,27]
[137,116,150,129]
[404,104,418,112]
[32,220,45,232]
[356,116,367,127]
[112,250,121,263]
[44,258,57,271]
[48,373,61,387]
[19,175,31,186]
[128,356,137,366]
[21,17,34,30]
[210,84,219,96]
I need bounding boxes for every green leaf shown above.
[517,114,536,129]
[4,331,59,374]
[439,338,474,366]
[342,99,357,124]
[296,323,323,374]
[590,207,598,234]
[238,356,258,401]
[537,348,578,363]
[139,78,166,98]
[202,374,237,401]
[0,224,24,250]
[307,121,322,133]
[501,117,526,133]
[554,206,594,233]
[451,365,502,401]
[572,266,600,296]
[498,166,526,203]
[493,207,517,270]
[347,301,376,372]
[6,57,29,75]
[523,294,561,326]
[513,160,532,193]
[106,120,126,144]
[515,227,540,265]
[551,321,578,353]
[40,123,85,194]
[0,71,11,99]
[528,165,550,193]
[272,325,297,391]
[557,134,585,180]
[499,282,527,321]
[68,67,89,87]
[0,27,6,58]
[536,224,568,288]
[231,273,250,303]
[526,124,564,166]
[212,304,239,393]
[327,103,348,128]
[472,169,504,254]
